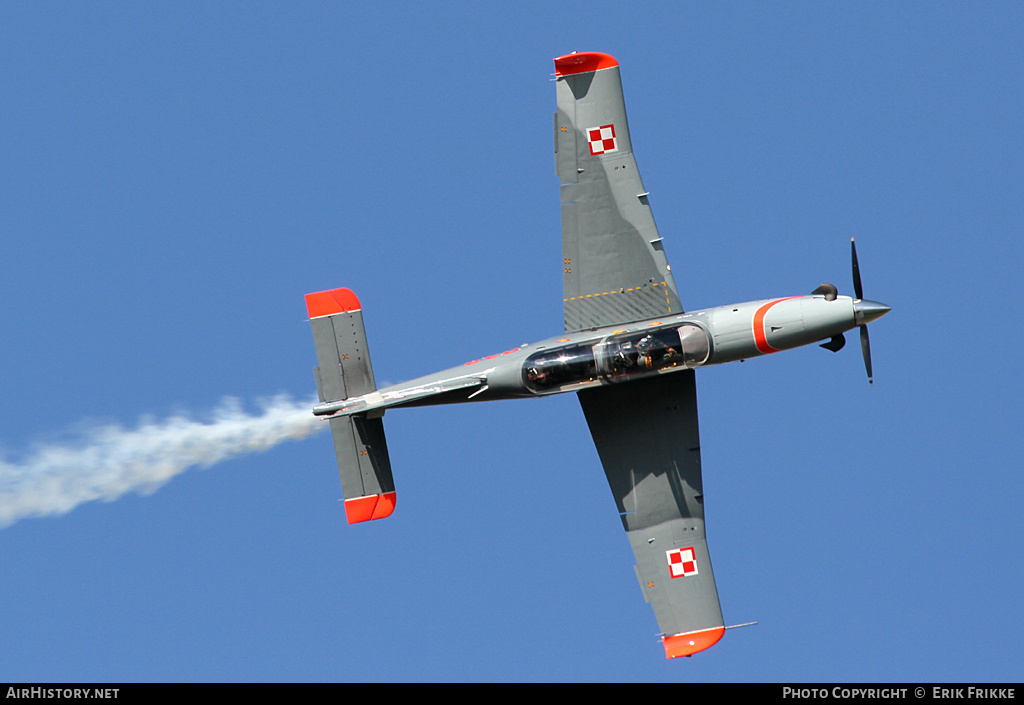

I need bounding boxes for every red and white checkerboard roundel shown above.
[587,124,618,155]
[667,547,698,578]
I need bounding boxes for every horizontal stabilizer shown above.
[328,414,396,524]
[306,287,397,523]
[306,288,376,402]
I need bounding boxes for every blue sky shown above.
[1,2,1022,682]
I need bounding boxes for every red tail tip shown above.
[344,492,396,523]
[305,287,361,318]
[553,51,618,76]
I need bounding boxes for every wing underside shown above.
[578,370,725,657]
[555,52,682,332]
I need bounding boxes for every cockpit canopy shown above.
[523,343,598,391]
[523,323,711,392]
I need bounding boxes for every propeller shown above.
[811,240,891,382]
[850,238,891,384]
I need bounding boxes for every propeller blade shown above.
[860,325,873,384]
[851,238,864,300]
[849,240,886,383]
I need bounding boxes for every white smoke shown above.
[0,395,326,528]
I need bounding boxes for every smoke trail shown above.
[0,395,326,528]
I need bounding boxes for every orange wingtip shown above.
[305,287,361,318]
[662,626,725,658]
[344,492,396,524]
[553,51,618,76]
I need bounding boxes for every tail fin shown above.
[306,287,396,523]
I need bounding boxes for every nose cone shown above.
[854,299,891,325]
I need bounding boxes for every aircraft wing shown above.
[577,370,725,657]
[554,52,682,332]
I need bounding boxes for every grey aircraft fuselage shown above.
[305,50,894,659]
[312,293,890,420]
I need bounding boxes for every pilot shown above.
[637,335,656,369]
[526,366,549,385]
[614,340,637,369]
